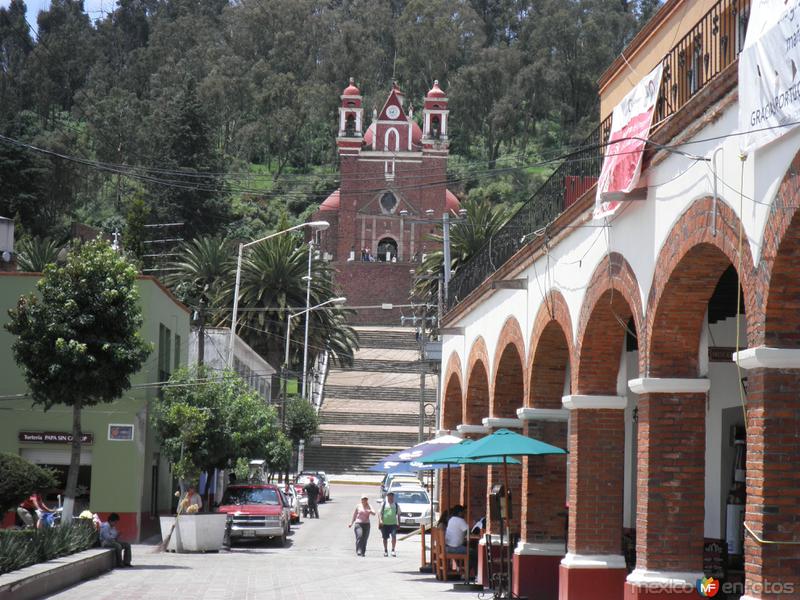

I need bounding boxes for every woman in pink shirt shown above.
[348,495,375,556]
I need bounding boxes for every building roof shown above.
[427,80,446,99]
[446,189,461,212]
[343,77,360,96]
[319,189,340,211]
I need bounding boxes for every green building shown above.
[0,272,190,541]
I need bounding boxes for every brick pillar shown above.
[438,464,462,516]
[733,348,800,600]
[559,395,628,600]
[515,408,569,600]
[624,379,709,599]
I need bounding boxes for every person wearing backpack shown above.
[378,491,400,557]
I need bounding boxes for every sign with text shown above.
[594,63,663,220]
[18,431,93,445]
[108,424,134,441]
[739,0,800,151]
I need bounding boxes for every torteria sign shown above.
[594,64,663,220]
[18,431,94,445]
[739,0,800,151]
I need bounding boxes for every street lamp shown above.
[282,296,346,425]
[228,221,329,367]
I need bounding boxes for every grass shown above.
[0,521,98,575]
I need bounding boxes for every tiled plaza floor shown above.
[46,484,476,600]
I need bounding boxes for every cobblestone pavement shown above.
[46,484,476,600]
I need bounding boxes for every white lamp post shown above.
[228,221,329,367]
[282,297,346,424]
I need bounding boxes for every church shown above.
[309,78,460,324]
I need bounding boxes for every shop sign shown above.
[108,424,134,441]
[18,431,93,445]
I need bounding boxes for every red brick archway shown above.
[441,352,463,431]
[465,336,490,425]
[743,154,800,597]
[527,289,573,407]
[491,316,526,418]
[632,197,754,587]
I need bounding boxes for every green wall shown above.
[0,274,189,529]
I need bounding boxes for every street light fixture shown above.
[282,296,346,425]
[228,221,329,367]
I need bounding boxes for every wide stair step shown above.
[304,445,403,475]
[321,412,435,427]
[348,358,427,373]
[320,429,421,448]
[357,330,419,350]
[325,385,437,402]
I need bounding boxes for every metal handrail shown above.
[445,0,751,313]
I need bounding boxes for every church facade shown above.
[310,79,460,324]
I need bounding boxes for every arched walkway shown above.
[463,337,490,515]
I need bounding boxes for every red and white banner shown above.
[594,64,663,220]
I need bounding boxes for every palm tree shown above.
[414,197,512,314]
[235,232,358,375]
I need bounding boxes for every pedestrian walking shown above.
[378,491,400,557]
[348,494,375,556]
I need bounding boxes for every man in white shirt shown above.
[444,505,469,552]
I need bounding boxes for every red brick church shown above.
[309,79,460,324]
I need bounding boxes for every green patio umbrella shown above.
[458,429,567,598]
[421,441,521,591]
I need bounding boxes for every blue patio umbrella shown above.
[368,434,462,472]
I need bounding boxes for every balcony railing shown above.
[445,0,750,314]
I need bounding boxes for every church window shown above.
[345,113,356,136]
[431,116,441,139]
[377,237,398,262]
[380,192,398,214]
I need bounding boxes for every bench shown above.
[431,527,468,581]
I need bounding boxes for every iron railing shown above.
[445,0,750,313]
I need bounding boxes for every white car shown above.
[388,487,433,529]
[381,473,422,497]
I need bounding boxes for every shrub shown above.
[0,521,97,575]
[0,453,57,514]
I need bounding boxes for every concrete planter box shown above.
[159,514,227,552]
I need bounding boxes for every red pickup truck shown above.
[216,484,290,546]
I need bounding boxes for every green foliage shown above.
[265,431,292,475]
[0,521,97,575]
[14,237,64,272]
[122,198,150,261]
[6,239,152,410]
[0,453,57,514]
[284,396,319,445]
[151,366,281,482]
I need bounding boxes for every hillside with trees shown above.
[0,0,661,245]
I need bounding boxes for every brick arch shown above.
[491,316,526,418]
[646,196,756,377]
[464,336,490,424]
[575,252,644,395]
[441,352,463,431]
[758,150,800,346]
[527,290,574,408]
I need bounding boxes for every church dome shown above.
[319,189,340,211]
[427,80,446,99]
[446,189,461,212]
[343,77,360,96]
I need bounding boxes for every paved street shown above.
[46,484,474,600]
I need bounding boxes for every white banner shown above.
[594,64,663,220]
[739,0,800,151]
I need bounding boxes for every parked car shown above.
[387,487,433,530]
[299,471,330,501]
[283,484,301,524]
[216,484,290,546]
[296,474,325,504]
[380,473,421,497]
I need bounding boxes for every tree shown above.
[152,366,281,490]
[285,395,319,446]
[414,197,512,318]
[0,452,57,514]
[5,239,151,520]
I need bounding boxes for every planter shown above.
[159,514,227,552]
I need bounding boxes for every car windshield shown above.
[393,490,430,504]
[221,488,281,506]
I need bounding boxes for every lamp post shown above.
[301,240,314,400]
[228,221,329,367]
[282,296,346,427]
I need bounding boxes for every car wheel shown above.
[277,528,287,547]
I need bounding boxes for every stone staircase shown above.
[304,326,438,476]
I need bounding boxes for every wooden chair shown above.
[433,527,468,580]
